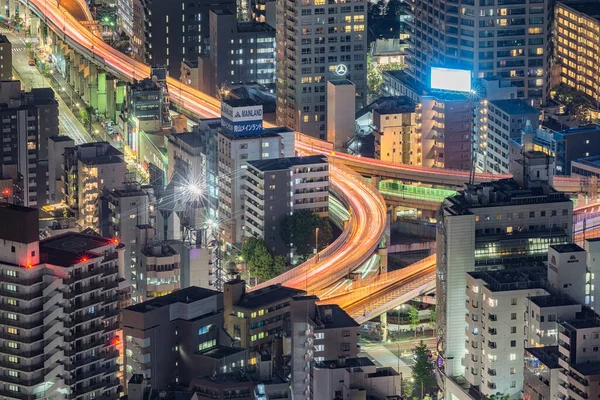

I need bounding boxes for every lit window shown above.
[8,356,18,363]
[509,353,516,361]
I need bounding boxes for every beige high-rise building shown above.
[275,0,367,138]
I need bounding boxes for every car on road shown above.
[28,59,35,66]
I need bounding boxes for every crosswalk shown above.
[0,28,10,34]
[11,47,26,52]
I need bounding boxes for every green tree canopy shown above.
[241,237,286,281]
[408,305,420,337]
[280,210,333,260]
[410,340,436,399]
[485,393,510,400]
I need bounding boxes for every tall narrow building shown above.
[408,0,552,104]
[275,0,367,137]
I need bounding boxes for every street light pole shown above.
[315,227,320,262]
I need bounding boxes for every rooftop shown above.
[234,283,305,309]
[247,155,327,171]
[126,286,220,313]
[372,38,404,55]
[356,96,415,119]
[223,98,261,108]
[563,317,600,330]
[529,293,580,308]
[49,135,75,143]
[443,179,570,216]
[314,357,375,370]
[40,232,115,267]
[559,0,600,22]
[316,305,360,329]
[489,99,540,116]
[551,243,585,253]
[197,345,246,359]
[526,346,560,369]
[573,361,600,376]
[237,21,275,33]
[329,79,354,86]
[468,267,548,292]
[573,155,600,168]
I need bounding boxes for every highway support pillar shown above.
[96,71,107,116]
[381,312,388,343]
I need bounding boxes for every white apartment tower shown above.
[0,204,125,400]
[275,0,367,137]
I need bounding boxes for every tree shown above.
[241,237,287,281]
[410,340,436,399]
[429,306,436,336]
[485,393,510,400]
[281,210,333,260]
[408,305,420,337]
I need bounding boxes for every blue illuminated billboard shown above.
[430,67,472,92]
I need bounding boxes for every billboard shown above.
[430,67,472,92]
[221,117,263,135]
[221,103,263,123]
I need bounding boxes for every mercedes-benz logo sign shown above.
[335,64,348,76]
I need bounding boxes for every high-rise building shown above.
[122,286,246,390]
[0,35,12,80]
[244,155,329,256]
[554,1,600,102]
[408,0,552,103]
[479,99,541,174]
[99,182,154,298]
[117,0,145,60]
[437,160,573,388]
[143,0,235,78]
[223,279,304,368]
[217,100,294,248]
[48,136,74,204]
[63,142,127,230]
[275,0,367,137]
[420,93,473,170]
[198,10,275,97]
[0,86,58,207]
[0,204,125,400]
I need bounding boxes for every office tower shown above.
[463,268,581,398]
[326,80,356,151]
[478,99,540,174]
[437,159,573,384]
[99,182,154,296]
[0,204,124,399]
[0,35,11,80]
[48,136,74,203]
[0,86,58,207]
[122,287,246,390]
[223,279,304,368]
[63,142,127,230]
[117,0,145,60]
[554,1,600,101]
[244,155,329,256]
[420,94,473,170]
[143,0,235,78]
[199,10,275,97]
[217,100,294,248]
[546,244,588,307]
[275,0,367,137]
[408,0,551,103]
[250,0,276,27]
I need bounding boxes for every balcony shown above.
[0,317,41,330]
[0,302,43,315]
[0,360,44,372]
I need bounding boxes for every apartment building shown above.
[437,157,573,384]
[0,204,124,400]
[289,296,362,400]
[139,242,181,299]
[420,93,472,170]
[0,86,58,207]
[480,99,540,174]
[63,142,126,230]
[223,280,304,367]
[275,0,367,137]
[122,286,246,390]
[99,183,154,294]
[524,346,561,400]
[557,317,600,400]
[554,1,600,102]
[125,69,171,137]
[199,10,275,97]
[462,267,582,399]
[217,100,294,248]
[244,155,329,256]
[408,0,552,103]
[370,97,420,165]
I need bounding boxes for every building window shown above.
[7,342,18,349]
[198,339,216,351]
[315,332,324,339]
[511,313,517,320]
[6,284,17,292]
[510,381,516,388]
[8,356,18,363]
[510,340,516,347]
[511,298,517,305]
[509,354,516,361]
[8,385,19,392]
[7,327,18,335]
[198,324,213,335]
[7,370,18,378]
[511,327,516,334]
[315,345,324,351]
